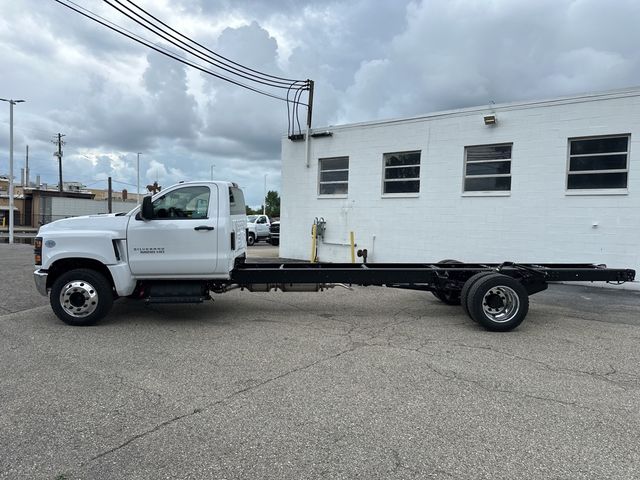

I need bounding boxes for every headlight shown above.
[34,237,42,265]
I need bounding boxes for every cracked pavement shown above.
[1,244,640,479]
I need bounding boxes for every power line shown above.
[112,179,138,187]
[0,121,58,137]
[52,0,308,105]
[119,0,306,84]
[106,0,307,89]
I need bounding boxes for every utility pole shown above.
[306,79,314,130]
[0,98,25,244]
[210,164,215,181]
[305,79,314,169]
[52,133,65,192]
[107,177,113,213]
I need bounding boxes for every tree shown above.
[265,190,280,218]
[243,191,280,216]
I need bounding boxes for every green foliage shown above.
[246,190,280,217]
[265,190,280,218]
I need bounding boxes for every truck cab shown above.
[34,181,247,325]
[128,182,246,277]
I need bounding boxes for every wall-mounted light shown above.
[483,114,497,125]
[310,131,333,138]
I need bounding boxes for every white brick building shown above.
[280,88,639,282]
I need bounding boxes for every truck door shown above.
[127,184,219,276]
[256,215,270,237]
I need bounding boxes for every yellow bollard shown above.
[350,231,355,263]
[310,224,317,263]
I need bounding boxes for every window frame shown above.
[462,143,513,196]
[381,150,421,197]
[565,134,630,194]
[318,156,349,197]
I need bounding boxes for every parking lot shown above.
[1,243,640,479]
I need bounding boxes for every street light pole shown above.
[210,164,215,181]
[1,98,25,244]
[137,152,141,204]
[263,173,267,215]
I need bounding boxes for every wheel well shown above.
[47,258,115,291]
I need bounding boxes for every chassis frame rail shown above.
[232,262,635,287]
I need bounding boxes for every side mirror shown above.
[141,196,154,220]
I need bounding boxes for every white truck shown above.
[33,181,635,332]
[246,214,271,246]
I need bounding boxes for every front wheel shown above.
[466,274,529,332]
[50,268,114,326]
[247,233,256,246]
[270,238,279,246]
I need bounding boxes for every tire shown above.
[466,274,529,332]
[247,233,255,246]
[271,238,279,246]
[50,268,114,326]
[431,259,462,305]
[461,272,496,318]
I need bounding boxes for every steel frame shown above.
[231,262,635,291]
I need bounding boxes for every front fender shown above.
[40,232,120,269]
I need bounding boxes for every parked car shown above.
[268,220,280,246]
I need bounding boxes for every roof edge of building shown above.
[288,85,640,136]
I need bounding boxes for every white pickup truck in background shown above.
[246,214,271,246]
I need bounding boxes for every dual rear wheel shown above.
[464,273,529,331]
[433,269,529,332]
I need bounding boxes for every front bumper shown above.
[34,270,48,296]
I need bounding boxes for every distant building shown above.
[0,179,138,227]
[280,87,640,279]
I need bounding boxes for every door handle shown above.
[194,225,215,231]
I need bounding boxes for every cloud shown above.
[1,0,639,208]
[336,0,640,122]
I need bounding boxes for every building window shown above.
[383,151,421,194]
[319,156,349,195]
[464,144,512,192]
[567,135,629,190]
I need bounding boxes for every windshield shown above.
[247,215,258,222]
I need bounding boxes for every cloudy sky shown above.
[1,0,639,207]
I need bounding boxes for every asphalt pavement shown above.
[1,244,640,479]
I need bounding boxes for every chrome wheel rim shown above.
[481,286,520,323]
[60,280,99,318]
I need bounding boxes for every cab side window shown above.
[152,186,210,219]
